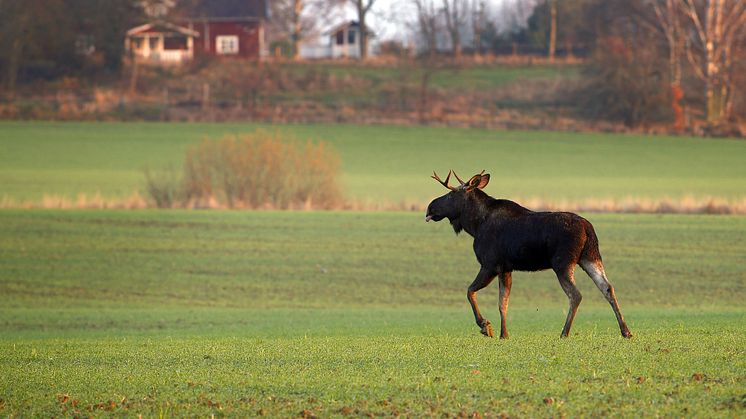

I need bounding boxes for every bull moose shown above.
[425,170,632,339]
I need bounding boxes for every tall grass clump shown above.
[143,166,183,208]
[175,131,342,209]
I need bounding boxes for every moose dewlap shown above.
[426,170,632,339]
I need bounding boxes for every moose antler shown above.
[435,170,487,191]
[452,171,466,187]
[432,170,457,191]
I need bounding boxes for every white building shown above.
[299,21,374,59]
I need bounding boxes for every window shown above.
[164,36,187,50]
[216,35,239,55]
[348,29,355,45]
[336,30,344,45]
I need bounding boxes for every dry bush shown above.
[182,131,342,209]
[144,166,183,208]
[12,193,148,209]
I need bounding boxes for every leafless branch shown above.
[681,0,707,44]
[685,39,706,81]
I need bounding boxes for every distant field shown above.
[293,62,579,91]
[1,210,745,309]
[1,122,745,207]
[0,210,744,416]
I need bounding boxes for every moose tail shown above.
[580,221,603,263]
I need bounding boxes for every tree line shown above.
[1,0,744,129]
[269,0,746,127]
[575,0,746,126]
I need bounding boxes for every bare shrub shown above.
[182,131,342,209]
[144,166,183,208]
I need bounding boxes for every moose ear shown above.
[477,174,490,189]
[467,173,489,191]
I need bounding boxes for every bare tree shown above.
[652,0,686,128]
[270,0,331,59]
[442,0,467,59]
[548,0,557,61]
[652,0,684,85]
[291,0,304,59]
[0,0,28,95]
[412,0,440,58]
[350,0,376,60]
[471,0,486,54]
[680,0,746,122]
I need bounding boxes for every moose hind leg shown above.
[467,268,497,337]
[555,267,582,338]
[498,272,512,339]
[580,260,632,338]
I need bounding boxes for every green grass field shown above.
[1,210,744,416]
[1,122,745,416]
[2,122,746,205]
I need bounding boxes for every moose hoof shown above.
[622,329,633,339]
[480,321,494,338]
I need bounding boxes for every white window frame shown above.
[216,35,239,55]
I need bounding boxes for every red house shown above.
[126,0,268,64]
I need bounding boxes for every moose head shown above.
[425,170,490,232]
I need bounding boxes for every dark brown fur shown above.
[426,171,632,339]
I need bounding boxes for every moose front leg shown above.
[467,268,497,337]
[498,272,512,339]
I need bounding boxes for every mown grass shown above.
[1,210,744,416]
[1,122,746,206]
[2,311,744,417]
[1,210,744,309]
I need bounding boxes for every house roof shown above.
[326,21,359,35]
[324,21,375,38]
[175,0,267,20]
[127,21,200,37]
